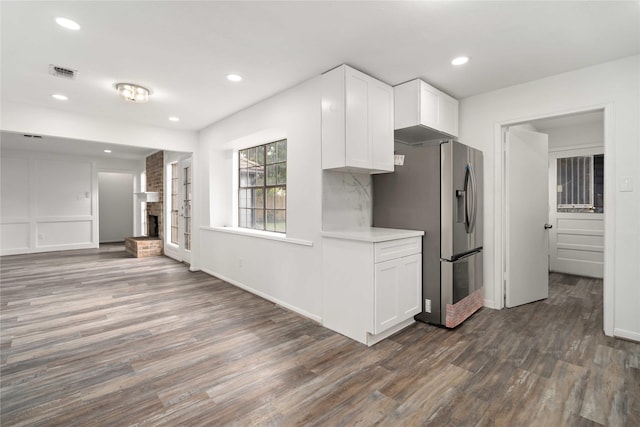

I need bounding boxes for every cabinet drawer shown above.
[374,237,421,263]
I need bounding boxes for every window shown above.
[170,162,179,244]
[557,154,604,213]
[238,139,286,233]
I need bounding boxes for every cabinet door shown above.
[438,94,459,137]
[397,253,421,318]
[370,80,394,172]
[374,254,421,335]
[374,258,401,334]
[345,68,372,169]
[419,83,440,131]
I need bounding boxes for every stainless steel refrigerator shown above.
[373,140,483,327]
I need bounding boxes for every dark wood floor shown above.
[1,245,638,426]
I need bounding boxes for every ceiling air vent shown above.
[49,64,77,80]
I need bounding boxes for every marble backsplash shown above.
[322,171,372,230]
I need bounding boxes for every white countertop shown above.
[321,227,424,243]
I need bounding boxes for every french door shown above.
[165,157,192,263]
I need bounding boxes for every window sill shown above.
[202,226,313,247]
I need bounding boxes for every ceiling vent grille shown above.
[49,64,77,80]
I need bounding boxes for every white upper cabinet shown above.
[322,65,394,174]
[394,79,459,143]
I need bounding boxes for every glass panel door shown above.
[183,163,192,252]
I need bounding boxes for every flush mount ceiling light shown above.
[226,74,242,82]
[451,56,470,66]
[114,83,151,103]
[52,94,68,101]
[55,17,81,31]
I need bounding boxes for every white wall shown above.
[544,120,604,150]
[459,55,639,340]
[98,172,134,243]
[1,150,97,255]
[0,149,145,255]
[198,77,323,320]
[0,103,196,253]
[1,102,198,152]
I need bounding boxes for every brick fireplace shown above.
[126,151,164,258]
[145,151,164,242]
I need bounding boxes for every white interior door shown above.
[505,128,550,307]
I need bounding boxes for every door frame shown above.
[493,103,614,336]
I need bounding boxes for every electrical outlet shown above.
[619,176,633,192]
[394,154,405,166]
[424,299,431,313]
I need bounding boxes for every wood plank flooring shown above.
[1,244,638,426]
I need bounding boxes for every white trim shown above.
[548,143,604,153]
[614,328,640,343]
[602,105,615,337]
[34,216,95,222]
[494,104,613,336]
[483,299,498,310]
[199,266,322,323]
[202,226,313,247]
[1,242,96,256]
[366,317,415,347]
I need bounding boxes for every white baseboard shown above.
[483,299,499,310]
[199,267,322,324]
[367,317,415,347]
[1,242,97,256]
[614,328,640,343]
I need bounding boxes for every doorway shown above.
[499,108,608,312]
[98,171,134,243]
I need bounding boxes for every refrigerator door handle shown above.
[464,165,477,233]
[470,164,478,233]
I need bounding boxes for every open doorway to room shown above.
[98,171,134,244]
[534,111,604,279]
[500,108,606,311]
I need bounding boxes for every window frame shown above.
[238,139,287,233]
[556,153,604,213]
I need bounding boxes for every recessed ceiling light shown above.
[52,94,68,101]
[451,56,470,66]
[55,17,81,31]
[104,149,112,153]
[226,74,242,82]
[168,116,180,122]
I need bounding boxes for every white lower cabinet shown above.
[374,254,421,335]
[322,231,422,346]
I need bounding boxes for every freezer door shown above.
[441,250,483,322]
[441,141,483,259]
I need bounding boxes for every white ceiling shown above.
[529,110,604,132]
[1,1,639,134]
